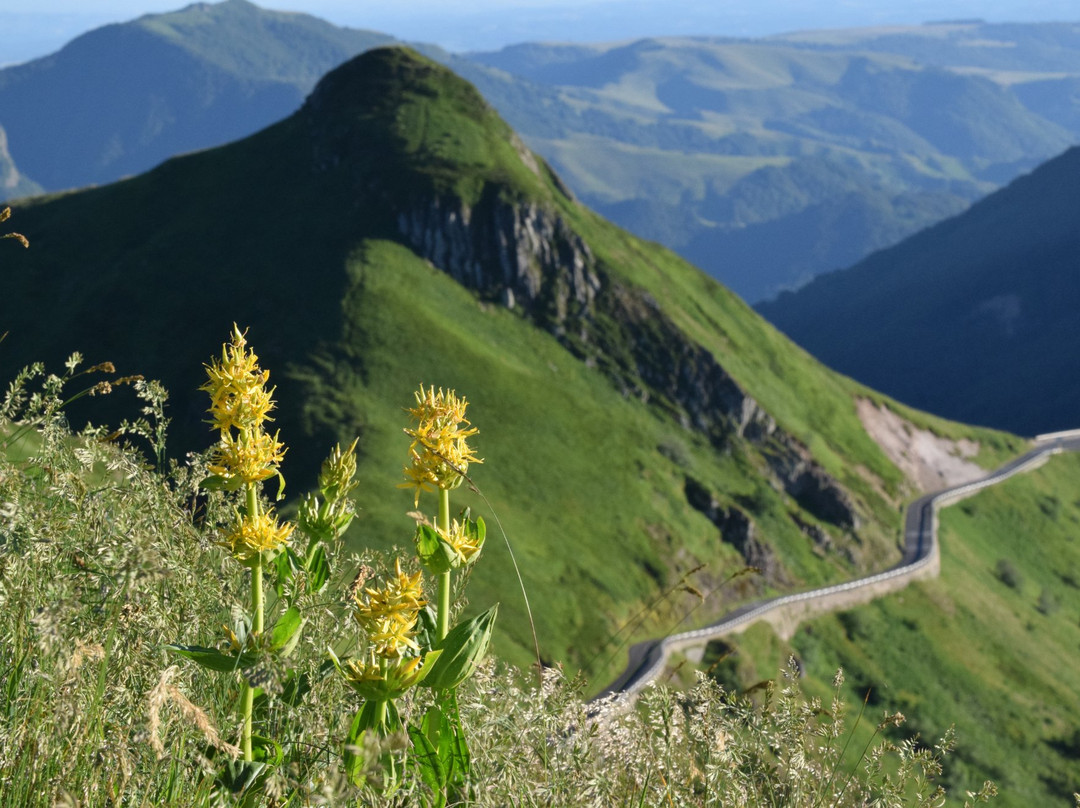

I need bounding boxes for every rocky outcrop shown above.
[791,513,834,553]
[396,192,783,448]
[397,193,599,327]
[765,441,861,530]
[395,188,858,529]
[684,477,783,582]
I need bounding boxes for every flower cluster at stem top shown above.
[201,325,291,561]
[401,384,482,505]
[353,559,426,658]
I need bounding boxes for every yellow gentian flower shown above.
[220,510,294,563]
[401,384,481,504]
[200,325,275,433]
[354,559,426,657]
[208,429,286,484]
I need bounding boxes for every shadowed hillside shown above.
[757,144,1080,436]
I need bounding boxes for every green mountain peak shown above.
[303,46,555,207]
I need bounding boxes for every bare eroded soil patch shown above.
[857,399,984,493]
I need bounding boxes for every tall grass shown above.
[0,355,994,806]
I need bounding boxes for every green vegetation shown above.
[0,45,1056,805]
[704,452,1080,806]
[0,352,996,806]
[0,47,1026,690]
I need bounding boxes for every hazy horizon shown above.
[3,0,1080,67]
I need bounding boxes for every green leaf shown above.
[199,474,241,492]
[465,514,486,566]
[273,547,299,598]
[415,604,439,653]
[408,723,447,804]
[216,735,283,799]
[250,734,283,766]
[415,524,455,575]
[269,607,304,656]
[420,604,498,691]
[445,692,471,783]
[411,699,470,803]
[164,644,258,672]
[332,511,355,539]
[344,710,368,787]
[305,544,330,593]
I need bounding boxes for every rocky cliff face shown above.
[395,190,861,534]
[397,193,599,323]
[684,476,784,583]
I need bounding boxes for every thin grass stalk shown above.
[815,686,871,807]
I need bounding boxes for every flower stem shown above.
[242,684,254,761]
[437,487,451,641]
[252,558,264,634]
[241,481,263,762]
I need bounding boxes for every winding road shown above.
[595,433,1080,700]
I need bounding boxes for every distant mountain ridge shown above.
[4,4,1080,303]
[466,26,1080,300]
[756,144,1080,436]
[0,0,395,192]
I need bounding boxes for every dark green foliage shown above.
[996,559,1024,590]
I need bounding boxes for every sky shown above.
[2,0,1080,65]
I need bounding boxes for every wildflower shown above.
[438,518,483,566]
[353,559,426,657]
[319,438,359,500]
[207,429,286,484]
[200,325,275,433]
[219,510,294,563]
[401,384,481,504]
[335,649,436,702]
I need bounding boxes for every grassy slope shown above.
[0,48,1023,691]
[713,451,1080,805]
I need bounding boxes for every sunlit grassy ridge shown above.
[709,451,1080,805]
